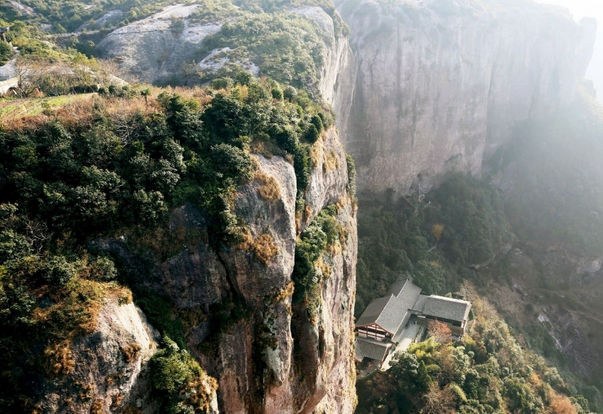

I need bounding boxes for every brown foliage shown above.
[122,343,142,363]
[421,382,457,414]
[253,233,279,264]
[255,170,281,201]
[428,320,452,344]
[43,340,75,376]
[431,223,444,241]
[90,399,104,414]
[323,149,340,173]
[549,393,578,414]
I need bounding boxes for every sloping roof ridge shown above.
[428,295,470,303]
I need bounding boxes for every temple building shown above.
[354,279,471,367]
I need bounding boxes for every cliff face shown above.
[35,299,165,413]
[96,129,356,414]
[334,0,596,197]
[174,129,356,414]
[95,4,222,84]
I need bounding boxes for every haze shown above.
[536,0,603,101]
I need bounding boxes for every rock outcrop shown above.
[95,4,222,83]
[35,298,167,413]
[334,0,596,197]
[97,128,357,413]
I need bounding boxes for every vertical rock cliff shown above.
[178,128,356,414]
[334,0,596,196]
[95,128,356,413]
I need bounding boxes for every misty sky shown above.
[536,0,603,101]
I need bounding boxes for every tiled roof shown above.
[356,279,422,335]
[412,294,428,312]
[422,295,471,322]
[355,296,391,328]
[355,337,391,362]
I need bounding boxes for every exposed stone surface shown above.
[334,0,596,197]
[95,128,356,413]
[95,4,222,83]
[35,298,164,414]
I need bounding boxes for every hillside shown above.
[2,0,603,413]
[0,74,357,412]
[357,283,593,414]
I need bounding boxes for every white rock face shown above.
[95,5,222,83]
[334,0,596,197]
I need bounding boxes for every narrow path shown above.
[380,323,421,370]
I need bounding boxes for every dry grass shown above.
[323,150,340,173]
[44,340,75,376]
[90,399,104,414]
[304,204,313,224]
[0,94,94,121]
[122,343,142,363]
[296,210,302,234]
[253,233,280,264]
[0,85,212,133]
[111,394,124,409]
[235,229,280,264]
[117,288,133,305]
[273,281,295,303]
[188,373,219,412]
[255,170,281,202]
[317,257,332,279]
[310,139,323,168]
[233,226,254,251]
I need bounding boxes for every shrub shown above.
[303,124,320,144]
[0,41,13,66]
[151,337,218,414]
[252,233,279,264]
[43,255,77,287]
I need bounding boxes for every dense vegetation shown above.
[192,0,348,92]
[356,173,512,316]
[0,19,88,62]
[0,0,344,34]
[357,284,595,413]
[355,91,603,411]
[0,69,333,411]
[293,203,348,322]
[198,13,327,91]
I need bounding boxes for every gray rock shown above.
[334,0,596,197]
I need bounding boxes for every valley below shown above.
[1,0,603,412]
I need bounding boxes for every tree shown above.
[0,41,12,66]
[428,320,452,344]
[549,393,578,414]
[422,382,457,414]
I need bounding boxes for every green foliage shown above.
[0,0,188,33]
[421,174,512,266]
[0,72,336,410]
[355,173,511,316]
[293,205,343,320]
[151,336,218,414]
[0,40,12,65]
[198,12,327,92]
[357,291,589,414]
[345,153,356,197]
